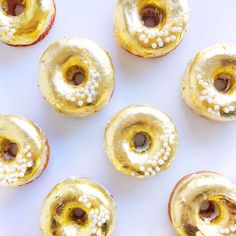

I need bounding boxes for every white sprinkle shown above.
[26,153,32,158]
[229,106,235,112]
[144,38,149,44]
[151,43,157,49]
[140,166,145,172]
[139,34,146,41]
[158,160,165,166]
[156,37,162,43]
[158,42,164,47]
[163,31,169,36]
[157,31,163,37]
[171,35,177,41]
[151,171,156,176]
[131,172,135,177]
[207,98,213,104]
[155,167,161,172]
[199,96,205,101]
[214,105,220,111]
[78,101,83,107]
[165,37,171,43]
[147,167,152,173]
[26,145,31,149]
[152,160,157,166]
[224,108,230,113]
[87,97,93,103]
[145,172,150,176]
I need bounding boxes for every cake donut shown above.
[0,115,50,186]
[104,105,178,178]
[114,0,189,58]
[0,0,56,46]
[38,38,115,117]
[169,172,236,236]
[40,177,116,236]
[182,45,236,121]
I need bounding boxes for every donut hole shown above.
[66,66,86,86]
[214,74,232,93]
[2,0,26,16]
[70,208,88,225]
[140,5,165,27]
[1,141,18,162]
[199,201,220,222]
[133,132,151,152]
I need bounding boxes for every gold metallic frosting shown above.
[114,0,189,58]
[169,172,236,236]
[182,45,236,121]
[40,177,116,236]
[0,115,49,186]
[38,37,115,117]
[104,105,178,178]
[0,0,55,46]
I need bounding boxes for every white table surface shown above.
[1,0,236,235]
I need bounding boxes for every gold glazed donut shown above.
[0,0,56,46]
[114,0,189,58]
[104,105,178,178]
[169,172,236,236]
[40,177,116,236]
[38,38,115,117]
[182,45,236,121]
[0,115,50,186]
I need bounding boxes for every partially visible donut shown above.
[40,177,116,236]
[182,44,236,121]
[104,105,178,178]
[169,172,236,236]
[114,0,189,58]
[0,0,56,46]
[0,115,50,186]
[38,38,115,117]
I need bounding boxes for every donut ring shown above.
[40,177,116,236]
[104,105,178,178]
[38,38,115,117]
[114,0,189,58]
[169,172,236,236]
[182,45,236,121]
[0,0,55,46]
[0,115,50,186]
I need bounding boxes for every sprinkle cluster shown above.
[0,145,33,185]
[64,70,101,107]
[0,26,15,40]
[78,194,110,236]
[137,19,183,49]
[196,71,235,117]
[131,124,177,178]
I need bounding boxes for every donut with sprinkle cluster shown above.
[182,44,236,121]
[169,172,236,236]
[104,105,178,178]
[40,177,116,236]
[114,0,189,58]
[0,115,50,186]
[0,0,55,46]
[38,38,115,117]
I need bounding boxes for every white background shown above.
[1,0,236,235]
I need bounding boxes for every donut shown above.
[0,0,55,46]
[182,45,236,121]
[104,105,178,178]
[40,177,116,236]
[114,0,189,58]
[38,38,115,117]
[0,115,50,186]
[169,171,236,236]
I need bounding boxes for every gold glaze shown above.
[38,38,115,117]
[0,0,55,46]
[40,177,116,236]
[104,105,178,178]
[114,0,189,58]
[182,45,236,121]
[169,172,236,236]
[0,115,49,186]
